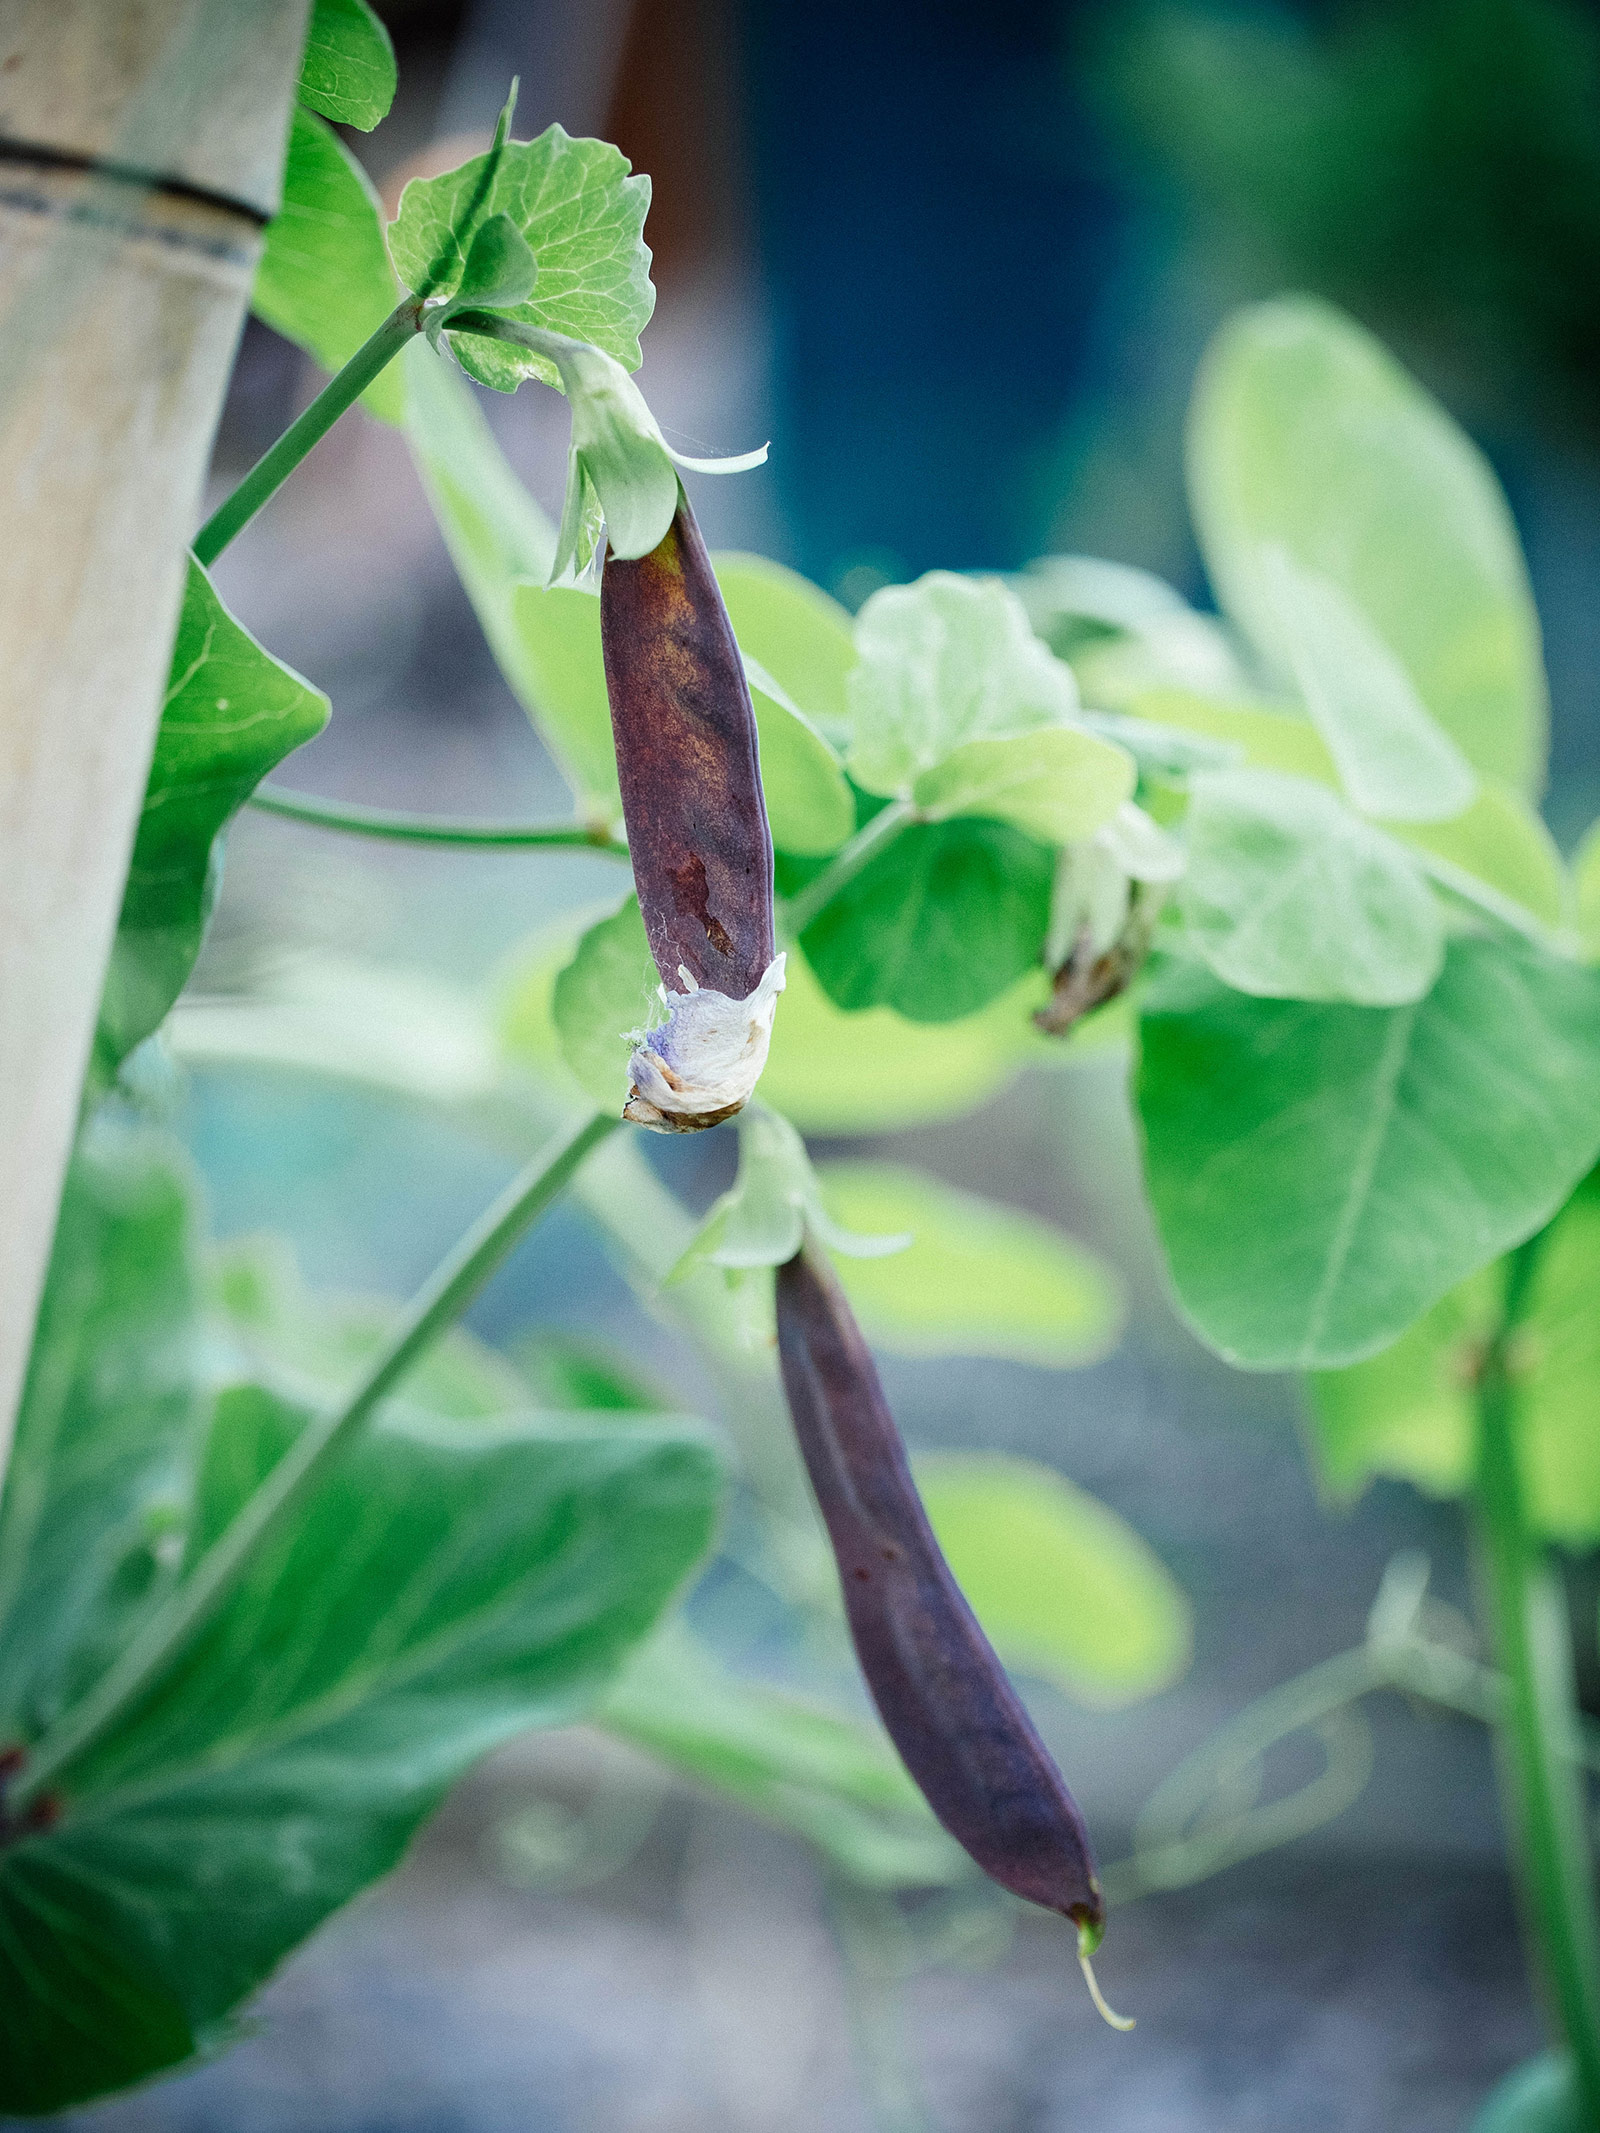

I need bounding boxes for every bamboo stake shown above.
[0,1,310,1476]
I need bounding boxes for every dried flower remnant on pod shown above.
[600,491,785,1129]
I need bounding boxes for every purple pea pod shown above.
[776,1242,1129,2018]
[600,490,785,1132]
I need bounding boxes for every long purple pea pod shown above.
[600,487,785,1131]
[775,1238,1133,2029]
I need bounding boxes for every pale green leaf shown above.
[1399,781,1569,932]
[1306,1280,1490,1504]
[453,210,539,310]
[1179,767,1445,1005]
[253,107,402,421]
[1261,546,1478,823]
[97,560,328,1076]
[1576,818,1600,960]
[1188,297,1547,792]
[389,126,654,383]
[0,1126,204,1742]
[917,1453,1191,1705]
[1019,554,1245,709]
[817,1163,1123,1368]
[297,0,395,129]
[759,950,1058,1136]
[600,1623,962,1889]
[912,724,1136,845]
[552,895,661,1115]
[715,553,858,742]
[1128,687,1338,785]
[847,572,1080,797]
[1138,939,1600,1369]
[673,1111,908,1281]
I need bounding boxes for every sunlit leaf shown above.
[0,1126,204,1741]
[1261,546,1477,823]
[389,126,654,388]
[715,552,858,743]
[1576,818,1600,961]
[1138,939,1600,1369]
[1312,1178,1600,1543]
[847,573,1080,798]
[1179,768,1444,1005]
[759,949,1059,1136]
[1188,297,1547,792]
[800,817,1055,1024]
[673,1110,907,1281]
[254,107,403,421]
[817,1164,1123,1368]
[97,561,328,1077]
[913,725,1135,845]
[552,895,660,1114]
[297,0,395,129]
[917,1452,1191,1706]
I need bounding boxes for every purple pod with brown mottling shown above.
[776,1241,1106,1934]
[601,490,785,1132]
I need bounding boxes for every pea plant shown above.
[6,5,1600,2125]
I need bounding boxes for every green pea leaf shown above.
[210,1233,531,1420]
[714,552,858,742]
[759,949,1058,1136]
[552,895,661,1115]
[1576,817,1600,960]
[0,1146,719,2114]
[296,0,396,130]
[1019,554,1245,706]
[800,817,1056,1024]
[1132,690,1568,931]
[96,560,328,1078]
[389,126,654,387]
[1179,768,1445,1006]
[916,1453,1191,1706]
[0,1125,204,1743]
[673,1110,909,1281]
[452,210,538,311]
[505,580,620,824]
[1400,781,1569,932]
[847,573,1080,798]
[1308,1176,1600,1545]
[600,1623,962,1889]
[253,106,403,423]
[1261,546,1478,823]
[816,1163,1123,1368]
[1188,297,1547,793]
[912,725,1135,845]
[1137,938,1600,1369]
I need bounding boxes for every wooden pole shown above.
[0,0,310,1471]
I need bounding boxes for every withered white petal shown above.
[624,954,787,1131]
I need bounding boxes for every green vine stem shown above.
[249,783,629,853]
[1473,1228,1600,2121]
[193,297,426,566]
[12,1110,619,1807]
